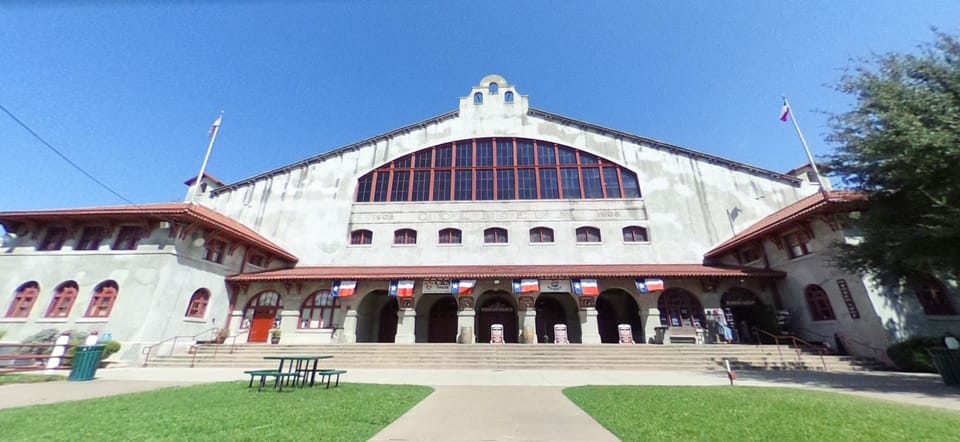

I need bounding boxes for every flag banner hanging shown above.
[388,280,415,297]
[635,278,665,293]
[450,280,476,295]
[779,103,790,122]
[332,280,357,298]
[422,279,452,294]
[572,279,600,296]
[512,279,540,293]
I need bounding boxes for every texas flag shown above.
[389,280,415,297]
[512,279,540,293]
[450,280,476,295]
[635,278,665,293]
[572,279,600,296]
[332,280,357,298]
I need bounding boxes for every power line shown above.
[0,102,137,206]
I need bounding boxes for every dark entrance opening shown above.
[597,291,643,343]
[428,296,458,343]
[476,295,518,343]
[535,296,567,343]
[721,288,766,344]
[377,298,399,343]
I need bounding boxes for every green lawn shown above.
[0,382,432,441]
[0,373,65,385]
[564,386,960,441]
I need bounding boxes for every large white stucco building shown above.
[1,75,957,361]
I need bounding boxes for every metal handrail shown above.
[791,327,891,367]
[142,327,218,367]
[754,328,827,371]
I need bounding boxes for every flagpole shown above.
[782,97,829,195]
[187,111,224,202]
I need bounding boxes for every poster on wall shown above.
[423,279,452,294]
[540,279,571,293]
[836,279,861,319]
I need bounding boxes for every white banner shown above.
[422,279,452,294]
[539,279,571,293]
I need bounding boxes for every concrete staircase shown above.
[145,343,884,372]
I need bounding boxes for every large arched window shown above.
[658,288,706,328]
[299,290,339,329]
[529,227,554,243]
[46,280,78,318]
[915,277,957,316]
[241,291,283,329]
[438,228,462,244]
[84,280,119,318]
[484,227,508,244]
[185,288,211,318]
[804,285,836,321]
[576,226,601,243]
[622,226,649,242]
[350,229,373,245]
[394,229,417,245]
[5,281,39,318]
[355,138,642,203]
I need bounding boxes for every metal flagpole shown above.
[187,112,224,202]
[782,97,829,195]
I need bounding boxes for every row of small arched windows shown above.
[349,226,649,246]
[5,280,120,319]
[474,84,514,104]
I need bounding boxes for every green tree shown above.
[827,31,960,281]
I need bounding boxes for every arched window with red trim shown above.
[46,280,79,318]
[576,226,601,243]
[529,227,554,243]
[804,285,836,321]
[484,227,508,244]
[438,228,462,244]
[299,290,339,329]
[185,288,211,318]
[84,280,119,318]
[5,281,39,318]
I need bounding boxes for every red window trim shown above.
[5,285,39,318]
[84,283,119,318]
[45,286,78,318]
[185,289,210,318]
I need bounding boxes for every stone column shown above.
[580,307,601,344]
[458,309,476,344]
[518,295,536,344]
[338,309,358,343]
[394,307,417,344]
[643,308,661,344]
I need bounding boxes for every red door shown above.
[248,308,276,343]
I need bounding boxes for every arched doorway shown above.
[378,298,399,343]
[721,287,765,343]
[597,290,642,343]
[657,288,706,329]
[428,296,458,343]
[242,291,283,343]
[476,293,518,343]
[535,296,566,343]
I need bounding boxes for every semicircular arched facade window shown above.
[354,138,641,202]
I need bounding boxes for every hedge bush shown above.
[886,337,944,373]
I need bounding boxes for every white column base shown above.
[395,308,416,344]
[580,308,601,344]
[458,310,476,344]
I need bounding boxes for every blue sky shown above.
[2,1,958,210]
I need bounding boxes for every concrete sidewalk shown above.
[369,386,619,442]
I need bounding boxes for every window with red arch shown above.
[658,289,706,328]
[299,290,339,329]
[438,228,462,244]
[394,229,417,245]
[576,226,601,243]
[84,280,119,318]
[5,281,39,318]
[529,227,554,243]
[804,285,836,321]
[185,288,211,318]
[622,226,649,242]
[350,229,373,245]
[354,138,642,202]
[240,291,283,329]
[46,280,79,318]
[484,227,508,244]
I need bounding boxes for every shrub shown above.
[886,337,944,373]
[63,338,121,367]
[20,328,60,354]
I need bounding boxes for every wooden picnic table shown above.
[263,355,333,388]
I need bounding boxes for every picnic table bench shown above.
[244,369,301,392]
[314,369,347,389]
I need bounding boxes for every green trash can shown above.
[68,345,105,381]
[929,348,960,386]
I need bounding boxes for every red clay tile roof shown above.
[704,190,863,259]
[227,264,784,282]
[0,202,297,263]
[183,172,226,187]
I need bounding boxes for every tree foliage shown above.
[828,31,960,281]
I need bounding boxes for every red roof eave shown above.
[226,264,785,282]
